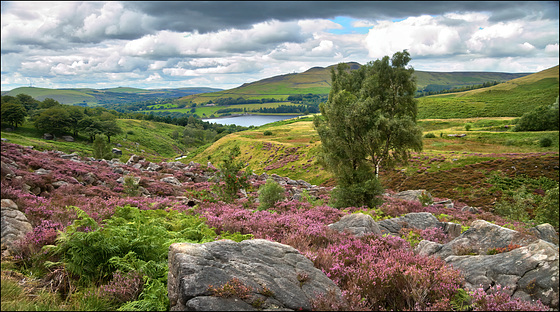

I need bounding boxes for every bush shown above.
[534,185,559,229]
[539,137,552,147]
[464,123,472,131]
[263,130,273,136]
[257,179,285,210]
[492,186,532,222]
[424,133,436,138]
[214,145,251,203]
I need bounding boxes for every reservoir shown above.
[202,114,301,127]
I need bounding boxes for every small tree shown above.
[215,145,250,203]
[92,135,114,160]
[258,179,285,210]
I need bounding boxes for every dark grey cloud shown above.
[125,1,559,33]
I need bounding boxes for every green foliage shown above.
[539,137,553,147]
[493,186,533,222]
[92,135,114,160]
[534,185,559,229]
[424,132,436,138]
[263,130,273,136]
[44,205,218,310]
[314,51,421,208]
[464,123,472,131]
[418,191,433,206]
[1,102,27,129]
[514,96,559,132]
[215,145,251,203]
[450,288,472,311]
[257,179,286,210]
[123,175,140,196]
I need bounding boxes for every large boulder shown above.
[428,220,540,260]
[1,199,33,255]
[528,223,559,246]
[328,213,381,236]
[446,240,559,308]
[386,189,432,203]
[377,212,440,234]
[168,239,342,311]
[415,220,559,309]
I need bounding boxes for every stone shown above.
[34,168,51,175]
[52,181,69,188]
[168,239,342,311]
[377,212,440,235]
[445,240,558,308]
[328,213,382,236]
[161,176,182,186]
[461,206,479,213]
[528,223,559,245]
[112,148,122,156]
[147,162,161,171]
[415,240,443,257]
[61,135,74,142]
[431,220,540,259]
[60,152,79,159]
[1,161,15,177]
[1,199,33,253]
[43,133,55,140]
[388,189,432,203]
[126,154,141,165]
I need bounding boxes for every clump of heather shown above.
[313,234,464,311]
[96,270,144,304]
[470,285,548,311]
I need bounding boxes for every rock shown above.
[388,189,432,203]
[34,168,51,175]
[433,199,454,209]
[528,223,559,245]
[168,239,343,311]
[43,133,55,140]
[431,220,540,259]
[461,206,479,213]
[1,138,9,142]
[328,213,382,236]
[126,154,141,165]
[52,181,69,188]
[439,222,462,239]
[377,212,440,235]
[147,162,161,171]
[112,148,122,156]
[161,176,182,186]
[115,143,122,147]
[1,199,33,253]
[1,161,15,177]
[61,135,74,142]
[415,240,443,257]
[445,240,558,308]
[60,152,79,159]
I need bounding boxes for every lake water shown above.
[202,114,301,127]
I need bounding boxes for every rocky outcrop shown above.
[385,189,432,203]
[328,213,381,236]
[529,223,559,245]
[1,199,33,255]
[376,212,461,239]
[168,239,342,311]
[415,220,559,308]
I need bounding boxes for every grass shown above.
[1,118,189,163]
[143,102,299,117]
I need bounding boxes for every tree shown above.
[78,116,104,142]
[33,106,71,134]
[16,93,39,111]
[314,50,423,208]
[214,145,251,203]
[39,97,61,109]
[514,96,559,131]
[92,135,114,160]
[1,102,27,128]
[99,112,122,143]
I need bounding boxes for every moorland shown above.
[1,62,559,311]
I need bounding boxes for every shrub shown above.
[214,145,251,203]
[465,123,472,131]
[263,130,273,136]
[257,179,285,210]
[534,185,559,228]
[539,137,552,147]
[424,132,436,138]
[470,285,548,311]
[493,186,532,222]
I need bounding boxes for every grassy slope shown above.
[2,87,97,105]
[0,119,188,163]
[417,66,559,119]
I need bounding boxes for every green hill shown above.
[417,65,559,118]
[1,86,222,106]
[178,62,530,105]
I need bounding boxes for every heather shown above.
[0,141,554,311]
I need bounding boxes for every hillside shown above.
[178,62,530,104]
[1,86,222,106]
[417,65,559,118]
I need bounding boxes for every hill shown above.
[178,62,530,104]
[417,65,559,118]
[1,86,222,106]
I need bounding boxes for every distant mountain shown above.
[178,62,531,104]
[1,86,223,106]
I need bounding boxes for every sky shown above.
[1,1,559,91]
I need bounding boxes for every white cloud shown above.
[365,15,463,58]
